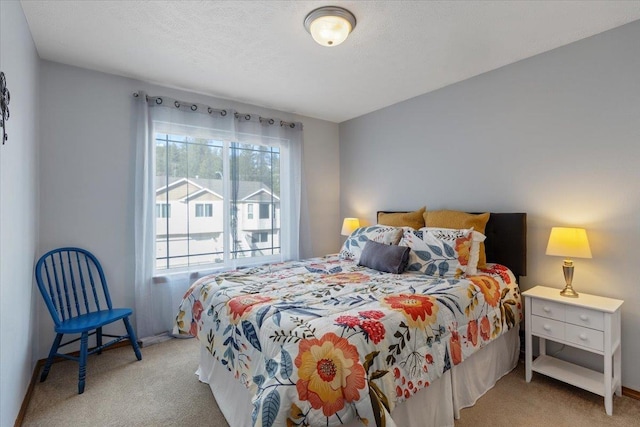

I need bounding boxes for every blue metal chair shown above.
[35,247,142,393]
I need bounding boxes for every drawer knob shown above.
[579,333,588,341]
[580,314,589,321]
[543,306,551,313]
[543,324,552,331]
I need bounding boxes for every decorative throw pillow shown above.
[358,240,410,274]
[423,210,490,268]
[377,207,426,230]
[420,227,486,275]
[339,226,403,261]
[400,228,483,277]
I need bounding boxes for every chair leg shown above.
[97,327,103,355]
[123,317,142,361]
[78,332,88,394]
[41,333,63,382]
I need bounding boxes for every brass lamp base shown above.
[560,284,579,298]
[560,259,579,298]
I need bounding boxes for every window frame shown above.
[156,203,170,218]
[195,203,213,218]
[259,203,270,219]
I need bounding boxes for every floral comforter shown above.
[173,255,521,427]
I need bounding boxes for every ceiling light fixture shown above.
[304,6,356,47]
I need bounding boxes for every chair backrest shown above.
[35,247,113,327]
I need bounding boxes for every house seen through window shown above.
[155,131,281,271]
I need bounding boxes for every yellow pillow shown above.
[378,207,426,230]
[423,210,490,268]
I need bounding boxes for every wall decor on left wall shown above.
[1,71,10,144]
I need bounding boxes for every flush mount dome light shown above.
[304,6,356,47]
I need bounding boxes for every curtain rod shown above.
[132,91,301,129]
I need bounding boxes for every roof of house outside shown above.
[155,176,280,202]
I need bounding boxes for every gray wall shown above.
[37,61,341,356]
[340,21,640,390]
[0,1,40,424]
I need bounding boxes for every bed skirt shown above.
[196,327,520,427]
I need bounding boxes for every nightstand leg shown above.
[525,330,532,382]
[604,320,613,416]
[525,297,532,382]
[605,353,613,415]
[614,347,622,396]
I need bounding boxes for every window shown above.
[156,203,170,218]
[259,203,270,219]
[155,131,281,271]
[252,231,269,243]
[195,203,213,218]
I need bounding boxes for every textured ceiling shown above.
[20,1,640,123]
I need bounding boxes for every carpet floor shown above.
[22,337,640,426]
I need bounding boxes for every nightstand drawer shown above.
[565,324,604,352]
[566,305,604,331]
[531,315,564,340]
[532,299,565,321]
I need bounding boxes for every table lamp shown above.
[341,218,360,236]
[545,227,592,298]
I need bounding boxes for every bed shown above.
[174,212,527,427]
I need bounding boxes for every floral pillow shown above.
[339,226,403,261]
[400,228,485,277]
[423,227,487,275]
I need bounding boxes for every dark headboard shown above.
[376,211,527,278]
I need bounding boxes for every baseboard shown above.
[13,359,44,427]
[623,386,640,400]
[139,331,173,347]
[14,339,133,427]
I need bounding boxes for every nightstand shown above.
[523,285,623,415]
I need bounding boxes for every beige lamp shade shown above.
[341,218,360,236]
[545,227,592,259]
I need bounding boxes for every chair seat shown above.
[56,308,133,334]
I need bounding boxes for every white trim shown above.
[155,177,203,194]
[179,188,223,202]
[241,188,281,202]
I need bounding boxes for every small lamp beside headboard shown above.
[341,218,360,236]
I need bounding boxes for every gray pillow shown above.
[358,240,410,274]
